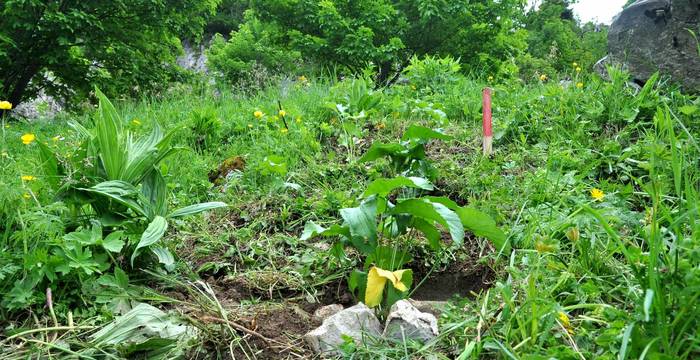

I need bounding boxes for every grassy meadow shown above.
[1,67,700,359]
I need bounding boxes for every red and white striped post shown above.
[482,87,493,156]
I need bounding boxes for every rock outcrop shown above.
[607,0,700,91]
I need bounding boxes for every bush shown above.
[403,55,462,93]
[207,11,300,89]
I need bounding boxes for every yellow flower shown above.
[298,75,307,82]
[0,101,12,110]
[278,109,286,117]
[410,85,417,91]
[295,116,302,123]
[131,119,141,126]
[280,128,288,134]
[535,241,555,253]
[590,188,605,201]
[254,110,264,119]
[23,193,31,199]
[572,62,578,68]
[365,266,410,307]
[376,122,386,130]
[247,123,253,128]
[1,151,8,157]
[21,175,36,181]
[576,67,582,73]
[576,82,584,89]
[539,74,548,82]
[21,133,36,145]
[487,75,494,82]
[565,227,580,242]
[557,311,574,335]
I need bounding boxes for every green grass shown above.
[1,69,699,359]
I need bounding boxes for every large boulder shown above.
[607,0,700,91]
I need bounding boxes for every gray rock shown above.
[177,39,209,73]
[304,303,381,354]
[607,0,700,91]
[383,300,439,343]
[312,304,344,322]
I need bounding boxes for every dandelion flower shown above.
[576,67,582,73]
[131,119,141,126]
[557,311,574,335]
[487,75,494,82]
[0,101,12,110]
[278,109,286,117]
[21,133,35,145]
[576,82,584,89]
[247,123,253,128]
[295,116,302,123]
[539,74,548,82]
[572,62,578,68]
[254,110,264,119]
[590,188,605,201]
[280,128,288,134]
[21,175,36,181]
[298,75,307,82]
[23,193,31,199]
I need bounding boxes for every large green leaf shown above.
[363,177,433,198]
[95,88,126,180]
[340,197,378,254]
[359,142,406,163]
[300,221,351,241]
[150,246,175,270]
[131,216,168,266]
[411,217,441,250]
[169,202,227,218]
[142,170,168,218]
[83,180,148,218]
[456,207,509,253]
[392,198,464,246]
[401,125,451,142]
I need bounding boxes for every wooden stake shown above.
[482,87,493,156]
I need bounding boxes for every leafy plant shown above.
[360,124,450,182]
[188,107,222,152]
[403,55,462,93]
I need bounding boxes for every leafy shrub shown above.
[403,55,462,93]
[207,11,300,89]
[1,89,225,311]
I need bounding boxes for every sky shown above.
[571,0,627,24]
[528,0,627,24]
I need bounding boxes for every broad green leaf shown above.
[169,202,227,218]
[392,199,464,245]
[411,217,441,250]
[363,177,433,198]
[95,88,126,180]
[340,197,378,254]
[359,142,405,163]
[401,125,451,141]
[142,170,168,218]
[150,246,175,271]
[64,228,100,246]
[301,222,351,241]
[456,207,509,252]
[102,231,125,253]
[131,216,168,266]
[84,180,148,218]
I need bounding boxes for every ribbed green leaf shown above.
[392,199,464,245]
[401,125,451,141]
[363,177,433,198]
[456,207,509,253]
[340,197,378,254]
[131,216,168,266]
[169,202,227,218]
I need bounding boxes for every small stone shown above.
[313,304,344,322]
[383,300,439,343]
[304,303,381,354]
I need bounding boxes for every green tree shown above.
[0,0,220,107]
[249,0,527,84]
